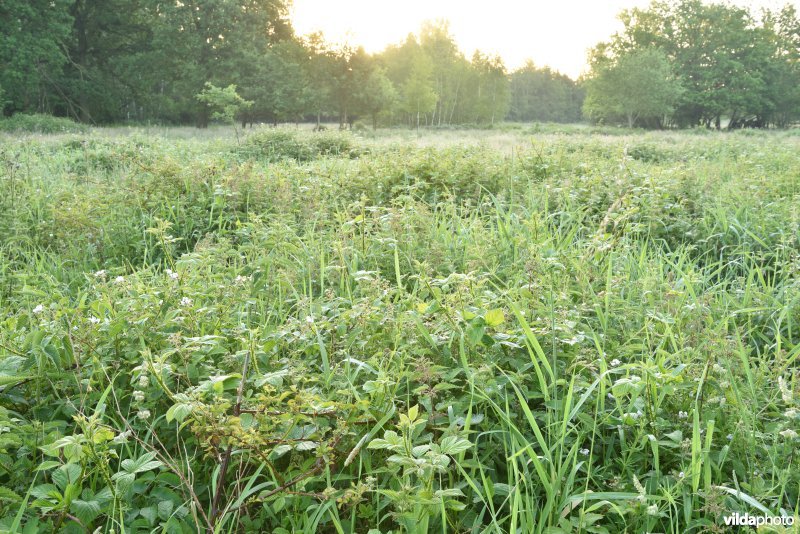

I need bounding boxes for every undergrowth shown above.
[0,127,798,533]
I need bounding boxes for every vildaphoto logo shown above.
[723,512,795,527]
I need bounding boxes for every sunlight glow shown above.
[291,0,799,78]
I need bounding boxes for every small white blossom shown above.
[785,408,798,419]
[678,471,685,478]
[113,429,132,444]
[94,270,107,279]
[32,304,44,314]
[579,448,590,456]
[727,434,733,441]
[136,409,151,421]
[305,315,314,324]
[779,429,798,440]
[647,504,658,516]
[180,297,193,307]
[133,390,145,402]
[610,359,621,367]
[114,276,125,284]
[778,376,793,404]
[678,411,689,419]
[138,375,149,387]
[88,316,101,324]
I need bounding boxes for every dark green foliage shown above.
[0,114,89,134]
[588,0,800,128]
[242,129,357,161]
[508,61,584,122]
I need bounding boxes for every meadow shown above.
[0,122,798,533]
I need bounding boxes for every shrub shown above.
[242,129,357,161]
[0,113,89,134]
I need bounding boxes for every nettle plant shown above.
[367,405,472,533]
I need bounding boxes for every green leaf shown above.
[71,499,102,525]
[166,402,193,423]
[485,308,505,327]
[439,436,472,455]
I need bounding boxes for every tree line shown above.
[583,1,800,129]
[2,0,799,129]
[0,1,581,128]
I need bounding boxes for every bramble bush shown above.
[0,127,798,533]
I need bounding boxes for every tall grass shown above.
[0,127,797,533]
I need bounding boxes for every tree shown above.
[354,67,398,130]
[401,52,438,130]
[469,52,511,125]
[196,83,253,143]
[583,48,683,128]
[508,61,583,123]
[0,0,73,116]
[598,0,783,128]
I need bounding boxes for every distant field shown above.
[0,126,798,533]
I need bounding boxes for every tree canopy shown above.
[3,0,799,129]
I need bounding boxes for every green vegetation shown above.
[586,1,800,128]
[4,1,800,129]
[0,125,798,532]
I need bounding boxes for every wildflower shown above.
[785,408,798,419]
[88,316,101,324]
[579,448,590,456]
[133,390,145,402]
[727,434,733,441]
[678,471,685,478]
[166,269,179,280]
[136,409,151,421]
[678,411,688,419]
[778,376,793,404]
[138,375,149,388]
[114,276,125,284]
[94,270,107,280]
[610,358,621,367]
[647,504,658,516]
[180,297,193,307]
[32,304,44,314]
[113,429,132,444]
[779,429,798,440]
[305,315,314,324]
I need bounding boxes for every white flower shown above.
[138,375,149,388]
[305,315,314,324]
[678,471,685,478]
[678,411,689,419]
[180,297,193,307]
[610,359,621,367]
[114,276,125,284]
[647,504,658,516]
[727,434,733,441]
[785,409,798,419]
[133,390,145,402]
[779,429,798,440]
[579,448,590,456]
[88,316,101,324]
[94,270,107,279]
[32,304,44,314]
[113,429,132,444]
[170,272,179,280]
[136,409,151,420]
[778,376,793,404]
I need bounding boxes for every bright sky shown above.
[291,0,799,79]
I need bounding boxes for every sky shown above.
[291,0,799,79]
